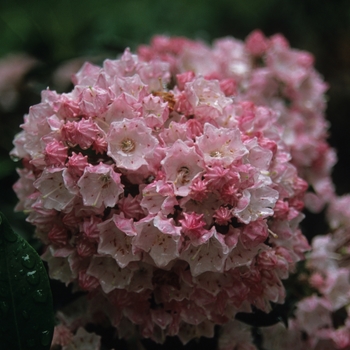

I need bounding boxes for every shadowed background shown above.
[0,0,350,348]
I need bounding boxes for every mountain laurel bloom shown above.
[13,30,335,346]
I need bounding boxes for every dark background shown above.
[1,0,350,348]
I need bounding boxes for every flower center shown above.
[99,174,111,189]
[176,166,191,185]
[210,150,223,158]
[120,138,135,153]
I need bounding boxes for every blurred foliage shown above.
[1,1,350,347]
[0,0,349,63]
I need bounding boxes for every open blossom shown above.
[34,168,75,211]
[134,214,181,268]
[184,76,233,115]
[161,139,204,196]
[12,31,320,345]
[77,163,124,208]
[107,118,158,170]
[234,186,279,224]
[142,94,169,128]
[98,214,141,268]
[196,123,247,166]
[294,296,333,335]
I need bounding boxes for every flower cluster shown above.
[256,195,350,350]
[12,32,316,346]
[138,31,336,212]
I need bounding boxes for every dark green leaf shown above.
[0,211,54,350]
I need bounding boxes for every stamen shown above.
[268,229,278,239]
[175,166,190,185]
[158,77,164,91]
[120,138,135,153]
[99,174,111,189]
[42,183,64,199]
[210,150,224,158]
[191,245,202,261]
[93,189,102,207]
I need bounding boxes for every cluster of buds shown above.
[12,31,331,347]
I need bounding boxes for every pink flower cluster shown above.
[256,195,350,350]
[138,31,336,212]
[12,32,317,345]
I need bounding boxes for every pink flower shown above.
[102,93,140,126]
[180,228,229,276]
[138,59,171,91]
[72,61,101,86]
[62,327,101,350]
[234,186,279,224]
[294,296,332,335]
[196,123,247,166]
[44,139,68,167]
[267,41,314,89]
[80,215,102,240]
[141,94,169,128]
[159,121,191,146]
[330,328,350,349]
[77,163,124,208]
[61,118,100,149]
[213,206,234,226]
[176,71,195,90]
[97,214,141,268]
[327,195,350,229]
[320,268,350,310]
[34,168,75,211]
[213,37,252,81]
[13,168,36,211]
[104,48,138,77]
[179,212,207,240]
[189,177,209,201]
[78,270,100,291]
[114,74,148,102]
[161,139,204,196]
[86,256,133,293]
[245,30,269,56]
[51,324,73,347]
[134,214,181,268]
[185,77,232,115]
[107,118,158,170]
[41,246,74,285]
[66,152,89,179]
[12,31,321,345]
[218,320,257,350]
[241,220,269,248]
[79,86,110,117]
[219,78,237,96]
[48,224,69,246]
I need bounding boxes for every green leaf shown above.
[0,211,54,350]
